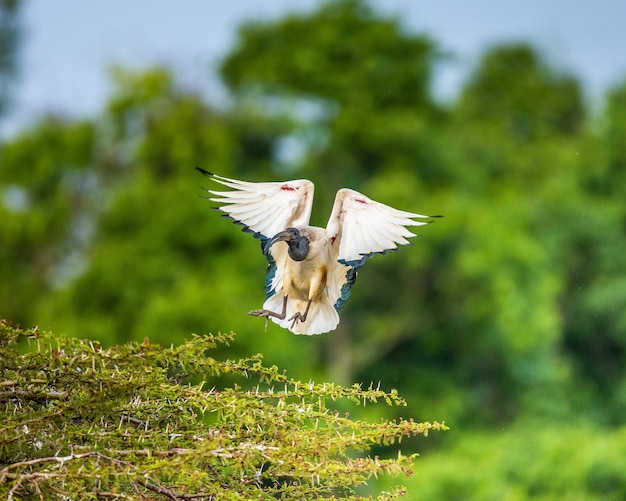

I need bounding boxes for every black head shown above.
[264,227,309,261]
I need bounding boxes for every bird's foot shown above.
[288,311,307,329]
[248,309,283,331]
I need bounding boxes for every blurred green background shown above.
[2,1,626,498]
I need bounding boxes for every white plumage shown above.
[198,168,437,335]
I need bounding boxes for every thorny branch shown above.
[1,451,216,501]
[1,323,446,500]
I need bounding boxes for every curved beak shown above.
[263,229,294,254]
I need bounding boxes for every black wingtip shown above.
[195,166,214,177]
[426,215,443,224]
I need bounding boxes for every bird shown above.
[197,167,438,335]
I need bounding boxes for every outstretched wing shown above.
[197,168,315,241]
[326,188,433,268]
[323,188,435,313]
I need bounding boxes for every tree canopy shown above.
[1,321,445,499]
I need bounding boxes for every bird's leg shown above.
[248,296,288,330]
[288,299,312,329]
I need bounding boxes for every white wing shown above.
[326,188,431,267]
[199,170,315,240]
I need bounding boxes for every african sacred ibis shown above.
[197,168,438,335]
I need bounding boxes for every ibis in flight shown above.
[197,167,438,335]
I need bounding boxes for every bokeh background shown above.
[2,0,626,498]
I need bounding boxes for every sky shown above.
[6,0,626,134]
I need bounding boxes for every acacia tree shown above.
[0,320,446,500]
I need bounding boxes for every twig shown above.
[0,388,68,401]
[1,452,96,474]
[7,471,58,501]
[0,452,130,482]
[0,410,64,435]
[135,476,190,501]
[111,448,192,457]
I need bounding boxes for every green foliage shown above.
[0,117,98,325]
[0,320,446,499]
[221,0,438,112]
[457,44,585,139]
[603,83,626,191]
[376,423,626,500]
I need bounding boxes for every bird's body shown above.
[197,168,437,335]
[257,226,341,334]
[282,229,328,303]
